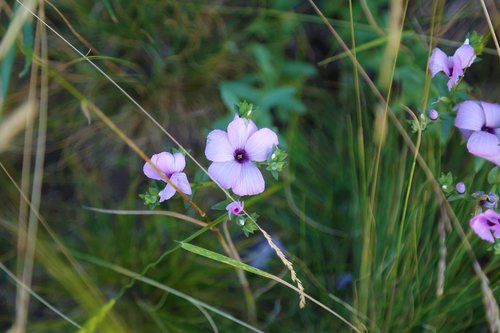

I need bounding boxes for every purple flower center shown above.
[481,126,496,134]
[234,148,249,164]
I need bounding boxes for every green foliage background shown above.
[0,0,499,332]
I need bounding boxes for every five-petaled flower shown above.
[143,152,192,202]
[454,101,500,166]
[205,116,278,196]
[470,209,500,243]
[428,40,476,91]
[226,201,244,219]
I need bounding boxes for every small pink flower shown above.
[226,201,244,219]
[470,209,500,243]
[143,152,192,202]
[205,116,278,196]
[428,40,476,91]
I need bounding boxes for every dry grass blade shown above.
[0,101,36,153]
[479,0,500,60]
[83,207,208,227]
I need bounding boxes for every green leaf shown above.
[1,46,15,101]
[211,200,230,211]
[77,299,115,333]
[19,19,34,78]
[488,166,500,185]
[180,242,274,279]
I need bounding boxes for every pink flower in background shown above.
[470,209,500,243]
[454,101,500,165]
[143,152,192,202]
[205,116,278,196]
[428,40,476,90]
[226,201,244,219]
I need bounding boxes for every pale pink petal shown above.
[143,152,174,180]
[453,43,476,69]
[205,129,234,162]
[208,161,241,189]
[428,48,450,77]
[226,201,244,219]
[232,162,265,196]
[245,128,279,162]
[170,172,192,195]
[447,56,463,91]
[455,101,485,131]
[227,117,258,149]
[480,102,500,128]
[171,152,186,173]
[467,131,500,162]
[470,210,500,243]
[159,184,176,202]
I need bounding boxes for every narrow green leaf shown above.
[488,166,500,185]
[77,299,115,333]
[180,242,274,279]
[1,47,15,101]
[19,19,34,78]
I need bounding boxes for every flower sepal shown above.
[235,100,257,119]
[139,181,162,209]
[236,212,260,237]
[266,146,288,180]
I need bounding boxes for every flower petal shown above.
[480,102,500,129]
[428,48,450,77]
[232,162,265,196]
[159,185,176,202]
[467,131,500,163]
[245,128,279,162]
[227,117,258,149]
[205,129,234,162]
[171,153,186,173]
[447,56,463,91]
[208,161,241,189]
[170,172,192,195]
[453,43,476,69]
[143,152,174,180]
[470,210,500,243]
[455,101,485,131]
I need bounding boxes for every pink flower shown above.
[226,201,244,219]
[470,209,500,243]
[143,152,192,202]
[428,40,476,90]
[454,101,500,165]
[205,116,278,196]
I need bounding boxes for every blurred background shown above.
[1,0,499,332]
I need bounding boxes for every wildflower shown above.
[428,39,476,90]
[454,101,500,165]
[470,209,500,243]
[205,116,278,196]
[455,182,466,194]
[226,201,244,219]
[143,152,192,202]
[428,109,439,121]
[473,191,499,209]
